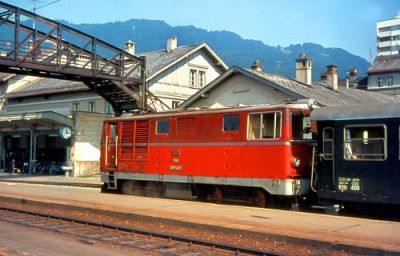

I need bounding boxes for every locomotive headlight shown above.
[293,158,301,167]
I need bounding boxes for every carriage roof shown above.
[310,103,400,121]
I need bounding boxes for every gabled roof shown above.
[181,66,395,108]
[5,77,88,98]
[140,42,228,80]
[368,54,400,74]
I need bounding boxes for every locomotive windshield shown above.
[292,112,312,140]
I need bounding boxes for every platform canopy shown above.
[0,111,73,133]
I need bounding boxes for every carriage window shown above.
[323,128,334,160]
[156,119,169,134]
[344,125,386,161]
[292,112,312,140]
[223,115,240,131]
[247,112,281,139]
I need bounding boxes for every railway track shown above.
[0,205,281,256]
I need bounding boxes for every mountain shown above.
[39,19,374,80]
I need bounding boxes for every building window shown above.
[387,76,393,86]
[379,36,391,42]
[199,71,206,87]
[377,77,383,87]
[172,101,180,109]
[72,102,79,111]
[190,69,197,87]
[344,125,386,161]
[223,115,240,131]
[323,128,334,160]
[189,69,206,88]
[88,101,96,112]
[156,119,169,134]
[247,112,281,140]
[105,102,113,114]
[378,27,390,33]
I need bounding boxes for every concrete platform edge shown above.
[0,195,397,256]
[0,179,102,188]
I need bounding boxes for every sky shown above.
[4,0,400,61]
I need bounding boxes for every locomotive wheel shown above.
[121,181,135,195]
[146,182,164,198]
[254,190,267,207]
[212,187,223,203]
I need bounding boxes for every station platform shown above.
[0,172,102,188]
[0,173,399,255]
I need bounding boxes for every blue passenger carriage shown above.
[310,103,400,209]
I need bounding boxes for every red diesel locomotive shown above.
[100,104,314,206]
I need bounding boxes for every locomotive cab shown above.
[311,103,400,210]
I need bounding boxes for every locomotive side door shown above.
[105,122,118,169]
[318,127,335,190]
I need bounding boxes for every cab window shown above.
[292,112,312,140]
[223,115,240,131]
[247,112,281,139]
[156,119,169,134]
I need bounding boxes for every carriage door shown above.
[319,127,335,189]
[105,122,118,169]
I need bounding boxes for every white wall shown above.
[71,112,111,176]
[148,48,224,109]
[188,74,290,108]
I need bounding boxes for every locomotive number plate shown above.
[338,177,361,193]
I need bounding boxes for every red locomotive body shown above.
[100,104,313,205]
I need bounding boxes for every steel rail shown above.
[0,205,283,256]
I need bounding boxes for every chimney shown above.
[251,59,263,72]
[124,40,135,55]
[348,67,357,80]
[167,36,177,52]
[326,65,338,91]
[295,52,312,85]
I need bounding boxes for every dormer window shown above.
[199,71,206,87]
[190,69,197,87]
[189,66,207,88]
